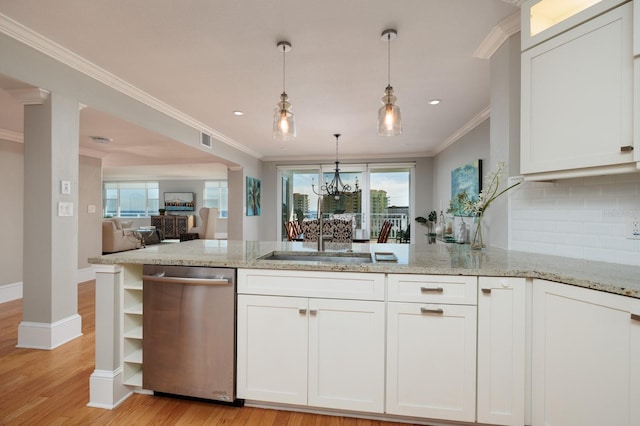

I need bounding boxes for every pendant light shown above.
[377,29,402,136]
[273,41,296,140]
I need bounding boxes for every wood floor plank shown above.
[0,281,422,425]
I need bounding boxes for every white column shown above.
[14,88,82,349]
[88,265,132,409]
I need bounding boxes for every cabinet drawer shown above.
[238,269,385,301]
[388,274,477,305]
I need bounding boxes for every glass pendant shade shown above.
[273,92,296,140]
[377,85,402,136]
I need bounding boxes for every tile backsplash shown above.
[509,173,640,266]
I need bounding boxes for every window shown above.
[278,163,414,241]
[103,182,159,217]
[204,180,228,218]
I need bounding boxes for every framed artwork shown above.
[450,159,482,216]
[163,192,195,211]
[246,176,261,216]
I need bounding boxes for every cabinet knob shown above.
[481,288,492,294]
[420,307,444,315]
[631,313,640,322]
[620,145,634,152]
[309,309,318,316]
[299,308,307,315]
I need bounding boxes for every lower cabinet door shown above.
[532,279,640,426]
[236,295,308,404]
[307,298,385,413]
[477,277,526,426]
[386,302,477,422]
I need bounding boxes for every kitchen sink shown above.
[257,251,373,264]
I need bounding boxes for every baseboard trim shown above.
[17,313,83,350]
[88,369,133,410]
[1,267,98,306]
[0,281,22,303]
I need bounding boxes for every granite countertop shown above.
[89,240,640,299]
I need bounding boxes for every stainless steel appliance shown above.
[142,265,242,405]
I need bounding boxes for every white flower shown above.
[461,162,520,216]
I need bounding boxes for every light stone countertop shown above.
[89,240,640,299]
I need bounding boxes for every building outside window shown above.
[103,182,159,217]
[204,180,228,218]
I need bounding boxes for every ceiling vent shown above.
[200,132,212,148]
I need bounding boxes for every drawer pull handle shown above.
[620,145,634,152]
[481,288,492,294]
[420,307,444,315]
[299,308,307,315]
[631,313,640,322]
[420,286,444,293]
[309,309,318,316]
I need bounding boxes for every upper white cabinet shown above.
[521,1,637,180]
[531,279,640,426]
[521,0,629,51]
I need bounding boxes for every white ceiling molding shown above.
[0,128,23,143]
[7,87,49,104]
[432,106,491,155]
[501,0,524,5]
[473,12,521,59]
[0,12,263,159]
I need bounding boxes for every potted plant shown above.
[158,208,166,216]
[415,210,437,243]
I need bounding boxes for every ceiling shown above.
[0,0,520,177]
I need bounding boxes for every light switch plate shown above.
[87,205,96,214]
[58,202,73,217]
[625,216,640,239]
[61,180,71,195]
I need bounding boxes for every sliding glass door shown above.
[278,163,414,242]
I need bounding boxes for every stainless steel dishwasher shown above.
[142,264,242,405]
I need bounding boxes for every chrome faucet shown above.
[317,195,325,252]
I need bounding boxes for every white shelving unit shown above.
[122,265,143,387]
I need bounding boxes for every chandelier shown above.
[312,134,358,200]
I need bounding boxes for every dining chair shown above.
[377,220,393,243]
[330,218,353,242]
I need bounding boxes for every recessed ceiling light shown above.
[90,136,112,143]
[233,110,244,116]
[428,99,441,105]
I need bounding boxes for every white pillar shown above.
[14,89,82,349]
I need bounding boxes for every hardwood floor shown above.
[0,281,421,425]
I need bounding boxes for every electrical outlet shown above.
[61,180,71,195]
[625,216,640,239]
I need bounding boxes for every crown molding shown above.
[0,128,23,143]
[501,0,524,5]
[0,12,263,160]
[7,87,49,105]
[433,106,490,155]
[473,12,521,59]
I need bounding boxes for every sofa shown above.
[102,218,141,253]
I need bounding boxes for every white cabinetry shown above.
[386,274,477,422]
[521,2,636,180]
[121,265,143,387]
[236,269,385,413]
[532,279,640,426]
[477,277,527,426]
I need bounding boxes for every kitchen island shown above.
[88,241,640,426]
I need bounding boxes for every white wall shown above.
[432,119,491,217]
[0,139,23,286]
[510,175,640,266]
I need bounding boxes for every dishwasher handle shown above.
[143,274,230,285]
